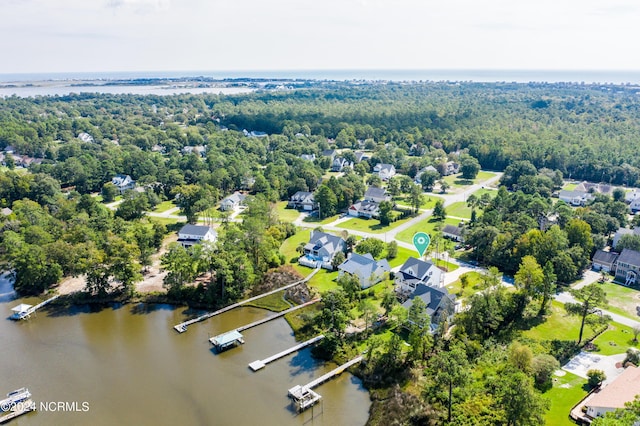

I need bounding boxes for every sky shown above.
[1,0,640,74]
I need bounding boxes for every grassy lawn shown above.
[275,201,302,223]
[542,371,588,426]
[446,202,473,219]
[396,217,461,244]
[153,200,176,213]
[563,182,578,191]
[306,268,339,293]
[600,282,640,320]
[591,322,639,355]
[149,217,183,227]
[472,188,498,199]
[244,290,291,312]
[303,213,340,225]
[280,229,311,263]
[386,245,414,268]
[395,195,444,210]
[446,271,483,299]
[442,171,497,190]
[336,215,414,234]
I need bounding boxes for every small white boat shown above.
[0,388,31,410]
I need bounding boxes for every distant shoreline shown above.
[3,69,640,85]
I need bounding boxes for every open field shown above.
[446,271,483,299]
[542,371,588,426]
[336,214,413,234]
[153,200,176,213]
[601,281,640,320]
[442,171,497,189]
[446,202,473,219]
[275,201,302,223]
[394,195,444,210]
[395,217,461,244]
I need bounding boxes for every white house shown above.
[299,231,346,270]
[111,174,136,194]
[77,132,95,143]
[338,253,390,289]
[585,365,640,420]
[177,224,217,248]
[348,200,380,219]
[558,190,593,206]
[373,163,396,180]
[395,257,444,295]
[288,191,317,211]
[220,192,247,211]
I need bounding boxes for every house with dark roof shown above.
[401,284,457,330]
[177,224,217,248]
[444,161,460,176]
[220,192,247,211]
[299,231,346,270]
[364,186,391,203]
[592,250,619,273]
[373,163,396,180]
[321,149,337,160]
[111,174,136,194]
[338,253,390,289]
[354,151,370,163]
[395,257,444,294]
[288,191,317,211]
[442,224,464,242]
[584,365,640,421]
[348,200,381,219]
[575,181,615,197]
[614,248,640,286]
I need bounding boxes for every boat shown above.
[0,388,31,410]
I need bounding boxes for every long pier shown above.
[10,295,60,320]
[288,356,364,412]
[174,268,319,333]
[248,335,325,371]
[236,298,320,333]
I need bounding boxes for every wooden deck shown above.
[248,335,324,371]
[236,299,320,333]
[10,295,59,320]
[173,268,319,333]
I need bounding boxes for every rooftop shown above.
[587,365,640,410]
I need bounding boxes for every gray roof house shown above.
[348,200,380,219]
[338,253,391,289]
[414,166,439,183]
[364,186,391,203]
[322,149,337,160]
[288,191,317,211]
[614,248,640,286]
[354,151,371,163]
[111,174,136,194]
[299,231,346,270]
[558,190,594,206]
[402,283,457,330]
[177,224,217,248]
[592,249,619,273]
[220,192,247,211]
[331,157,353,172]
[395,257,444,294]
[373,163,396,180]
[300,154,316,161]
[442,224,464,242]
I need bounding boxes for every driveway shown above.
[562,351,626,384]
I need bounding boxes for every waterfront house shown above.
[220,191,247,211]
[299,230,346,270]
[395,257,444,294]
[288,191,317,211]
[401,284,457,330]
[177,224,217,248]
[337,253,390,289]
[373,163,396,180]
[591,249,618,273]
[614,248,640,286]
[584,365,640,420]
[111,174,136,194]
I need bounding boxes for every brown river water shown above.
[0,274,370,426]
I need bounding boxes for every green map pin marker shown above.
[413,232,431,257]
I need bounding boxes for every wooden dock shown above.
[288,356,363,412]
[0,399,36,424]
[173,268,319,333]
[248,335,325,371]
[10,295,60,320]
[236,298,320,333]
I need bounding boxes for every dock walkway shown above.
[249,335,324,371]
[10,295,60,320]
[288,356,363,412]
[174,268,319,333]
[236,299,320,333]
